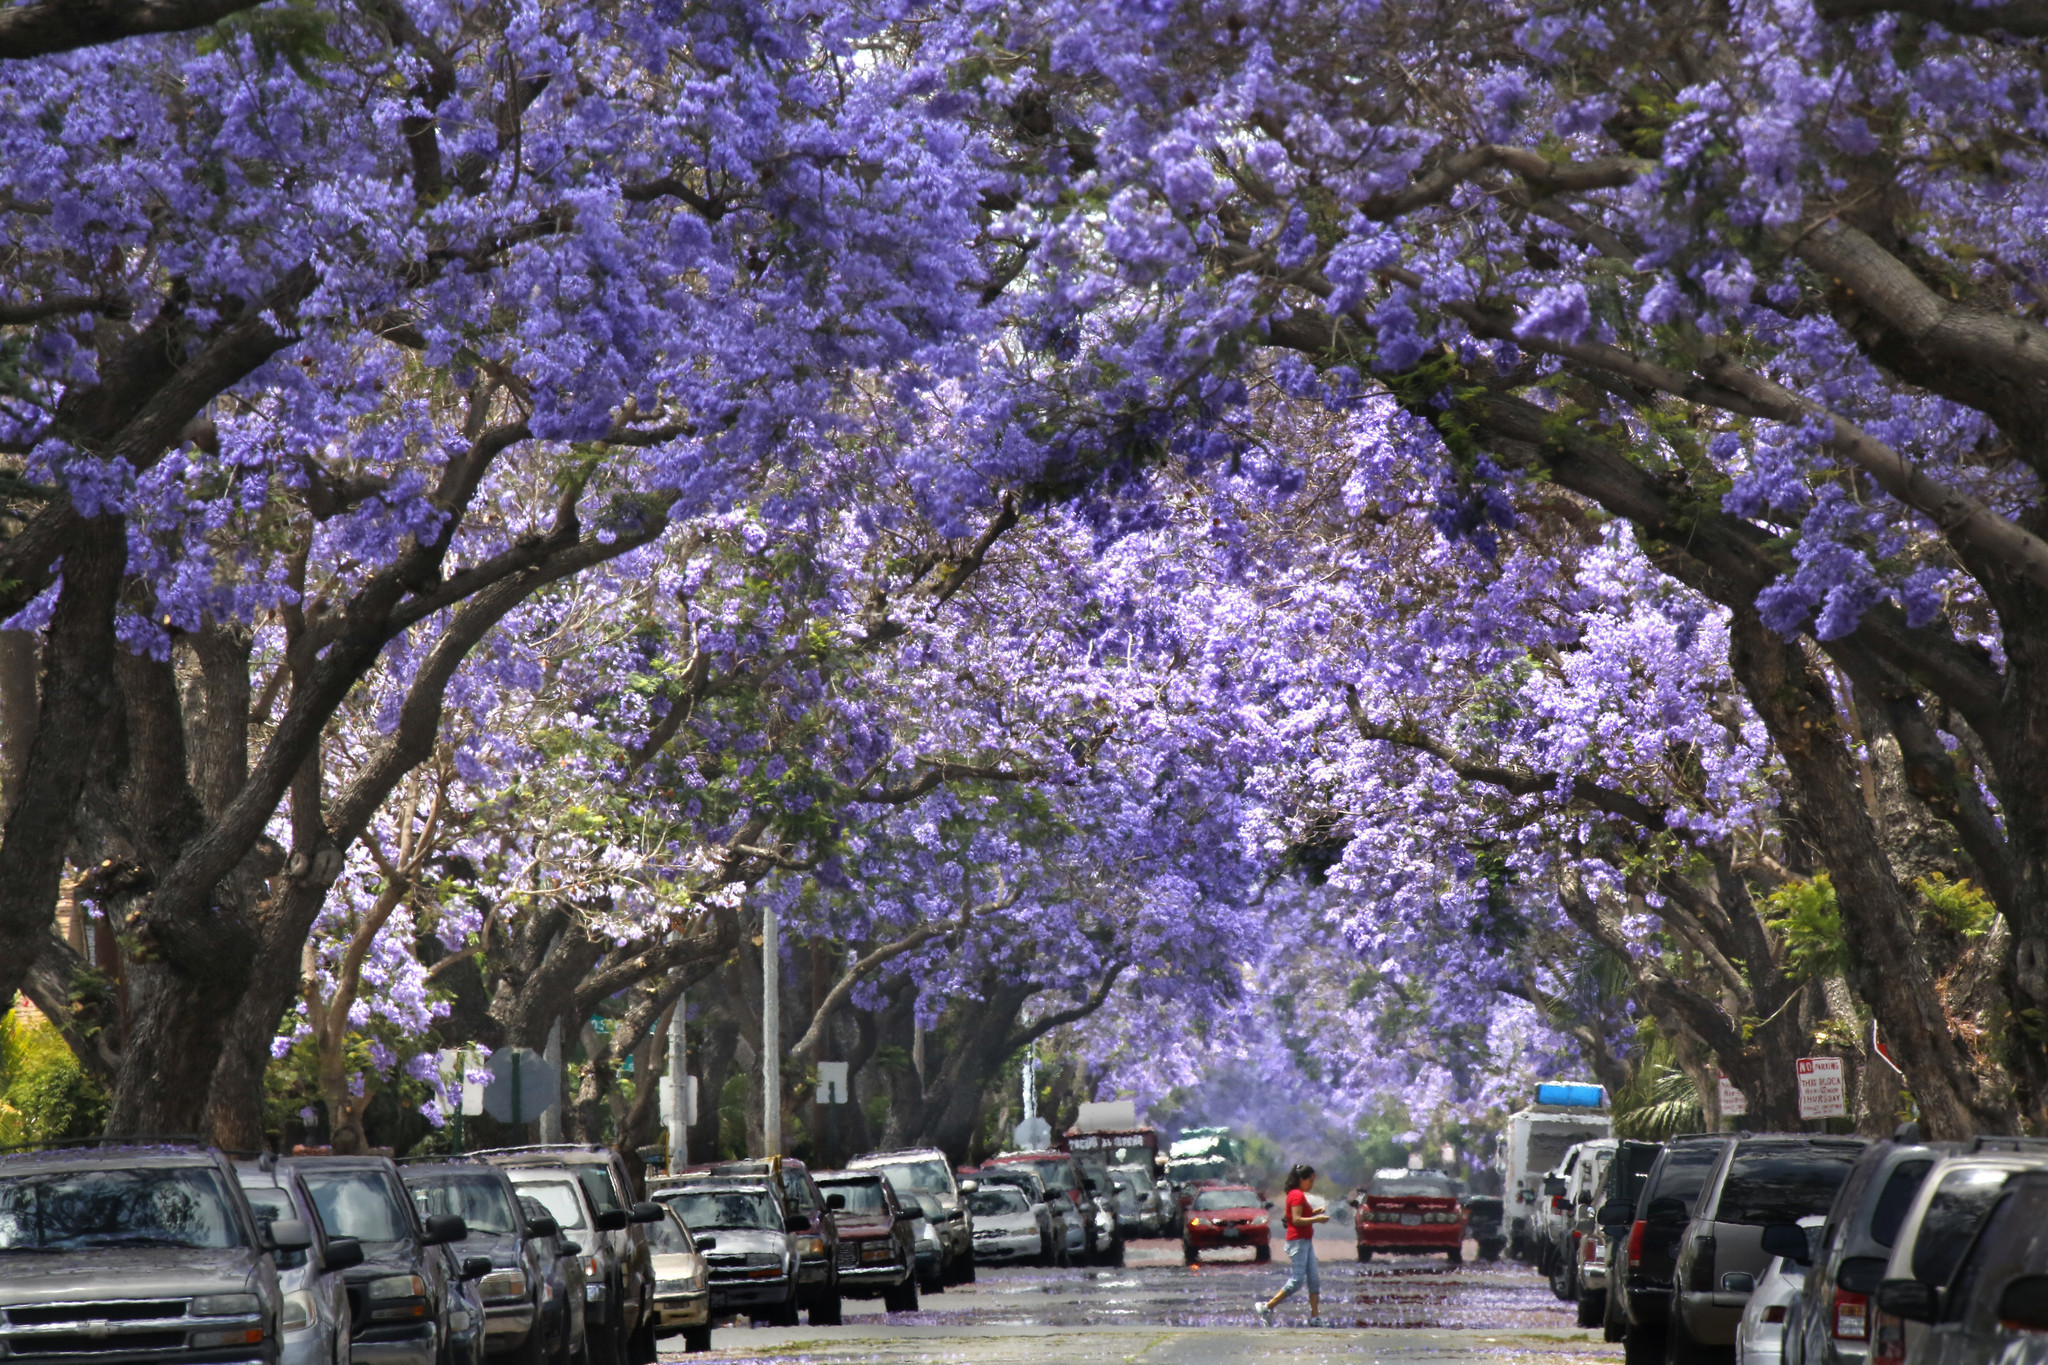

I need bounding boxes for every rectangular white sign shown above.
[1718,1074,1748,1117]
[660,1074,699,1126]
[816,1061,849,1105]
[1796,1056,1848,1119]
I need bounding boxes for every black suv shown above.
[1591,1140,1665,1336]
[1613,1135,1732,1365]
[297,1156,480,1365]
[0,1143,308,1365]
[1670,1135,1868,1365]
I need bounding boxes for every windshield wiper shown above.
[63,1235,206,1249]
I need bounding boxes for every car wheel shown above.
[1182,1240,1199,1265]
[809,1293,843,1327]
[1481,1241,1504,1263]
[1625,1323,1667,1365]
[1579,1290,1605,1329]
[1254,1244,1271,1264]
[1448,1243,1464,1266]
[680,1326,711,1355]
[1357,1246,1373,1263]
[627,1318,657,1365]
[776,1292,801,1328]
[883,1278,918,1314]
[960,1255,976,1284]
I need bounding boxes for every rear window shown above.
[817,1179,889,1216]
[1912,1168,2013,1284]
[1869,1160,1933,1248]
[1717,1146,1860,1226]
[1646,1143,1727,1215]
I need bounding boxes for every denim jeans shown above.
[1275,1236,1319,1299]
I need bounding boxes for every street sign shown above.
[816,1062,849,1105]
[659,1075,699,1126]
[1796,1056,1847,1119]
[1718,1074,1748,1117]
[436,1048,488,1117]
[1013,1116,1052,1151]
[482,1047,557,1124]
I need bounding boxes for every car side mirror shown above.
[786,1213,812,1233]
[1996,1274,2048,1332]
[267,1219,314,1253]
[1722,1272,1756,1294]
[1877,1279,1942,1324]
[691,1234,716,1252]
[958,1180,977,1194]
[826,1194,846,1211]
[461,1255,494,1280]
[894,1208,917,1223]
[525,1215,560,1240]
[630,1202,665,1224]
[560,1240,582,1256]
[1761,1223,1811,1264]
[1543,1176,1568,1196]
[322,1237,364,1272]
[1599,1201,1633,1226]
[422,1213,468,1245]
[595,1209,630,1232]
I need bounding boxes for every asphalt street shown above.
[665,1227,1627,1364]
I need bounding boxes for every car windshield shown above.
[982,1172,1041,1200]
[662,1190,779,1231]
[1112,1166,1154,1192]
[1004,1159,1076,1193]
[0,1166,244,1251]
[303,1168,413,1243]
[818,1180,889,1215]
[780,1175,818,1214]
[645,1209,695,1254]
[1718,1146,1860,1226]
[514,1181,589,1231]
[1913,1168,2015,1284]
[1193,1188,1260,1211]
[875,1160,953,1198]
[969,1187,1030,1217]
[410,1176,519,1236]
[1372,1172,1456,1198]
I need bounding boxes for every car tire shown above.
[809,1293,843,1327]
[1182,1240,1199,1265]
[1579,1290,1606,1329]
[883,1278,919,1314]
[775,1293,801,1329]
[1255,1244,1271,1263]
[681,1326,711,1355]
[1357,1245,1372,1262]
[1448,1243,1464,1265]
[626,1318,656,1365]
[1625,1323,1666,1365]
[1666,1311,1728,1365]
[1481,1241,1504,1263]
[960,1256,976,1284]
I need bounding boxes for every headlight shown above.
[190,1294,263,1317]
[448,1310,473,1333]
[656,1260,707,1294]
[367,1275,428,1301]
[280,1290,315,1333]
[478,1269,529,1301]
[796,1235,824,1257]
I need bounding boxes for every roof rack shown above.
[466,1144,613,1158]
[0,1134,210,1156]
[393,1153,484,1166]
[1969,1136,2048,1153]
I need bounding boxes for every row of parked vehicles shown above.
[1529,1127,2048,1365]
[0,1136,1195,1365]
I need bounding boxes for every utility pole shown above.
[1022,1042,1037,1124]
[539,1017,563,1143]
[762,905,780,1156]
[667,993,688,1172]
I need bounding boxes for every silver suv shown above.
[847,1150,974,1285]
[0,1143,311,1365]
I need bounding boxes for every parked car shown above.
[983,1150,1102,1263]
[474,1148,664,1365]
[1355,1167,1466,1264]
[849,1148,976,1283]
[640,1206,710,1354]
[1110,1161,1171,1237]
[968,1183,1043,1264]
[812,1170,920,1313]
[1592,1140,1665,1338]
[672,1161,842,1326]
[298,1155,475,1365]
[1557,1140,1619,1302]
[1466,1195,1507,1262]
[1791,1134,1943,1365]
[402,1162,559,1365]
[513,1192,588,1365]
[904,1191,948,1291]
[1080,1167,1127,1266]
[1737,1219,1826,1365]
[238,1157,364,1365]
[648,1177,800,1327]
[1616,1135,1734,1365]
[1876,1170,2048,1365]
[434,1245,490,1365]
[1668,1136,1869,1365]
[1870,1141,2048,1365]
[0,1144,308,1365]
[978,1163,1073,1264]
[1534,1142,1599,1279]
[1180,1183,1272,1264]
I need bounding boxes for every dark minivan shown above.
[1615,1135,1733,1365]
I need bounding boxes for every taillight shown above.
[1552,1196,1567,1211]
[1835,1291,1870,1341]
[1582,1236,1599,1264]
[1872,1311,1904,1365]
[1627,1221,1647,1266]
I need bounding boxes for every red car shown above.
[1180,1184,1272,1263]
[1354,1167,1467,1263]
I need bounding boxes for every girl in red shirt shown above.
[1256,1163,1328,1325]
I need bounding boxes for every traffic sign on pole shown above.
[1796,1057,1847,1119]
[816,1062,849,1105]
[1718,1074,1748,1117]
[483,1047,558,1124]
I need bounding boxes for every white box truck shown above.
[1503,1083,1611,1262]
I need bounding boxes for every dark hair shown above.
[1286,1163,1315,1191]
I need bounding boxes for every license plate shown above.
[1400,1214,1421,1226]
[1223,1229,1240,1240]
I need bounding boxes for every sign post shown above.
[482,1047,559,1126]
[1795,1057,1848,1121]
[1718,1074,1748,1119]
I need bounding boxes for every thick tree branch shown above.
[0,0,265,59]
